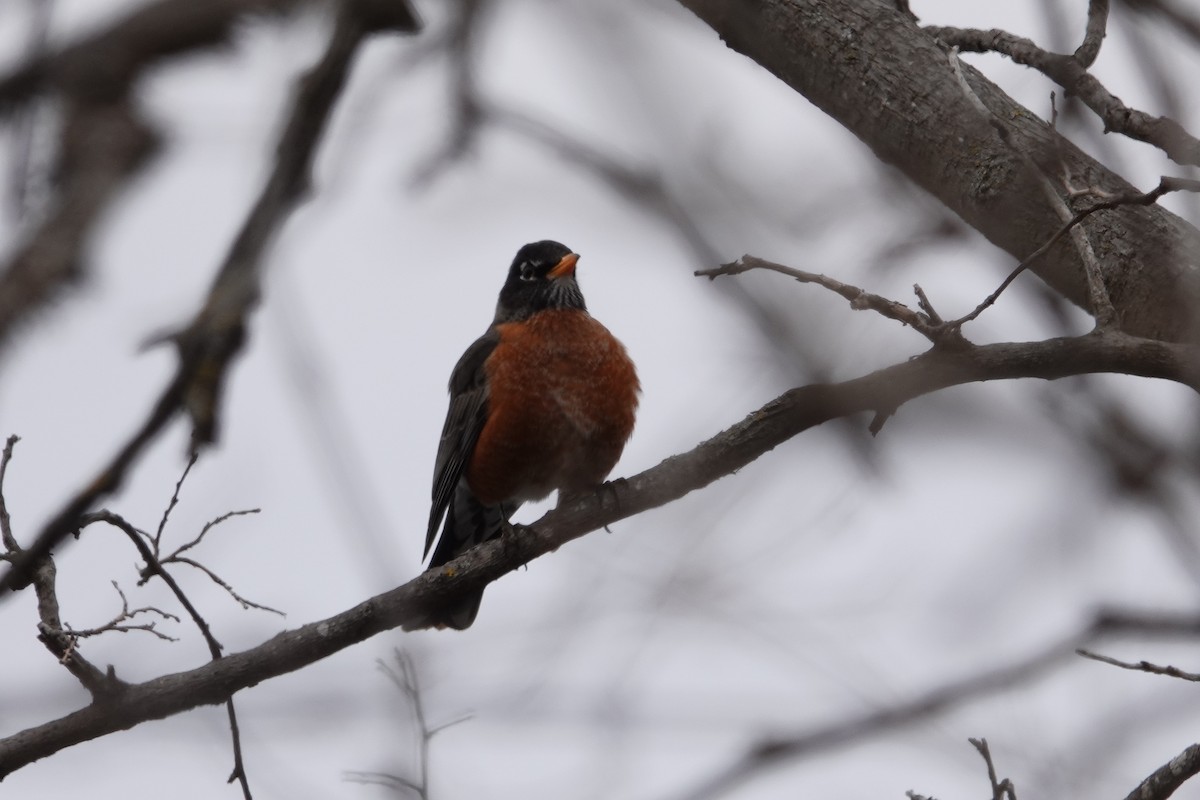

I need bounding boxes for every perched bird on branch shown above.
[424,240,639,629]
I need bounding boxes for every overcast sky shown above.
[2,1,1199,798]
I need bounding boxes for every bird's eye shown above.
[519,261,539,282]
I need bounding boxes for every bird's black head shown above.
[494,240,587,322]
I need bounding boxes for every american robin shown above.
[424,240,640,629]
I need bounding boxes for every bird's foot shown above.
[499,519,526,564]
[599,477,628,532]
[601,477,626,512]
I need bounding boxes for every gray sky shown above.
[2,1,1199,798]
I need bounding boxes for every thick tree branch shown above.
[674,0,1200,343]
[1,331,1198,777]
[1123,743,1200,800]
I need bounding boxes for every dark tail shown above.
[431,588,485,631]
[425,483,516,629]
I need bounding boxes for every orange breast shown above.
[466,309,639,505]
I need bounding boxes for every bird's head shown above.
[494,240,587,322]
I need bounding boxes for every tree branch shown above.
[2,331,1198,777]
[0,436,19,553]
[673,0,1200,343]
[0,0,420,598]
[0,0,310,115]
[1075,0,1110,67]
[0,97,158,358]
[926,24,1200,167]
[969,738,1018,800]
[80,507,259,796]
[664,609,1200,800]
[1123,743,1200,800]
[696,255,951,343]
[1077,648,1200,682]
[950,176,1200,329]
[0,0,325,358]
[58,581,179,643]
[0,436,125,699]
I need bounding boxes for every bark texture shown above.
[676,0,1200,342]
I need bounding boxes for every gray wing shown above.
[425,329,498,559]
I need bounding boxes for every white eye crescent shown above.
[519,261,539,282]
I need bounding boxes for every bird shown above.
[424,240,640,629]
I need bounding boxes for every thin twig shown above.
[969,738,1018,800]
[146,490,274,613]
[224,700,251,796]
[344,772,426,796]
[927,24,1200,166]
[696,255,951,343]
[60,581,179,642]
[913,285,944,325]
[81,511,224,653]
[345,649,471,798]
[947,44,1123,326]
[79,509,253,793]
[168,557,284,616]
[154,451,198,551]
[167,508,262,561]
[1039,167,1117,327]
[1077,648,1200,681]
[948,177,1200,328]
[0,435,21,553]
